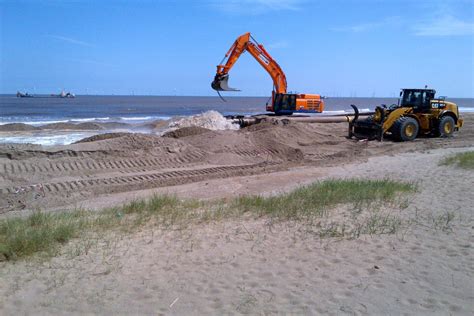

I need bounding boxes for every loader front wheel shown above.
[437,116,455,137]
[392,117,419,141]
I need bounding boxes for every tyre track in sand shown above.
[0,151,208,176]
[0,162,280,212]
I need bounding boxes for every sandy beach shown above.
[0,115,473,314]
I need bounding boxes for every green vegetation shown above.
[440,151,474,169]
[431,211,456,232]
[231,179,414,220]
[0,179,416,261]
[0,212,82,261]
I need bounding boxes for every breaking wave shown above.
[0,132,97,146]
[0,115,170,126]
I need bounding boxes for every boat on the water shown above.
[16,90,76,98]
[53,90,75,98]
[16,91,34,98]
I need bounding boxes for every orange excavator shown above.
[211,32,324,115]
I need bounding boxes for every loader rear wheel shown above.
[392,117,419,141]
[437,116,455,137]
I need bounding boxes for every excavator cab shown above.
[273,93,297,114]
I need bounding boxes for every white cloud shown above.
[211,0,303,15]
[330,17,401,33]
[330,14,473,37]
[48,35,93,47]
[413,15,474,36]
[267,40,289,49]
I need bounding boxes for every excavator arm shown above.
[211,32,287,94]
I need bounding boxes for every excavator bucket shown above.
[211,74,240,91]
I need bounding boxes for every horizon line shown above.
[3,93,474,99]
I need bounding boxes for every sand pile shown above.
[162,126,211,138]
[168,111,239,131]
[75,133,130,143]
[0,123,40,132]
[41,122,104,130]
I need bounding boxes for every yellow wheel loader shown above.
[349,88,463,141]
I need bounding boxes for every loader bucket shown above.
[348,104,383,141]
[211,74,240,91]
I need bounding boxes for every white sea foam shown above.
[460,107,474,113]
[70,117,110,122]
[0,118,111,126]
[0,133,94,146]
[118,116,171,122]
[0,119,70,126]
[0,115,171,126]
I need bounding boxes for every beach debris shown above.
[39,183,45,197]
[169,297,179,308]
[7,184,46,211]
[17,200,26,209]
[13,187,26,194]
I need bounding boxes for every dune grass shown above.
[440,151,474,169]
[0,211,83,261]
[231,179,414,220]
[0,179,415,261]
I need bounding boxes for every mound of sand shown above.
[162,126,211,138]
[41,122,104,130]
[0,123,40,132]
[75,133,130,143]
[138,119,171,131]
[168,111,239,131]
[67,133,200,159]
[96,122,132,129]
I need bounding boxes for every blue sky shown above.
[1,0,473,97]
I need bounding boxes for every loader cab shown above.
[400,89,436,112]
[273,93,297,114]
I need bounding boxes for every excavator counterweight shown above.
[211,32,324,115]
